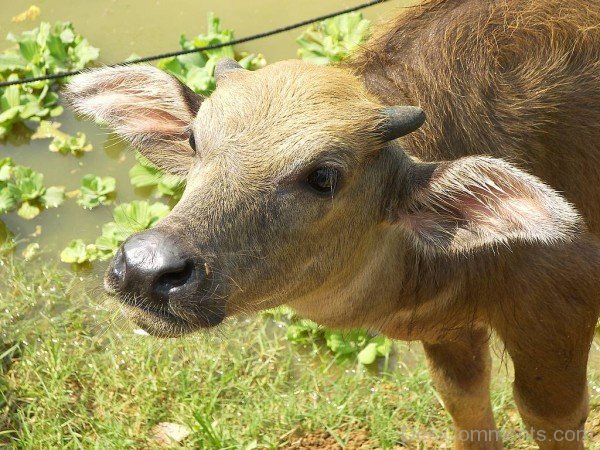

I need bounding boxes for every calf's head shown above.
[66,59,581,337]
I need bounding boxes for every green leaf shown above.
[87,201,171,260]
[286,319,321,345]
[77,174,116,209]
[297,12,371,65]
[2,84,20,108]
[357,342,378,365]
[60,239,98,264]
[20,101,45,119]
[129,152,185,200]
[94,222,123,253]
[372,335,393,357]
[41,186,65,208]
[148,203,170,226]
[113,200,170,233]
[73,39,100,66]
[184,66,214,95]
[113,201,149,231]
[60,28,75,44]
[0,160,65,216]
[13,167,45,201]
[158,58,185,78]
[156,175,185,197]
[0,158,14,182]
[48,131,92,154]
[17,201,40,219]
[0,106,21,124]
[0,220,15,254]
[0,54,27,71]
[237,53,266,71]
[158,13,264,96]
[36,23,51,48]
[324,330,369,357]
[17,38,40,63]
[31,120,66,140]
[49,105,64,117]
[0,187,18,214]
[129,159,162,188]
[47,34,68,62]
[357,336,393,364]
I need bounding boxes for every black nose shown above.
[110,230,203,306]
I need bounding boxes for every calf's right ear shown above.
[395,156,584,254]
[65,65,203,175]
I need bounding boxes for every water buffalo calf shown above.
[66,0,600,448]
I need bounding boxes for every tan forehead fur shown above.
[193,60,385,173]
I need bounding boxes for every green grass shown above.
[1,256,599,449]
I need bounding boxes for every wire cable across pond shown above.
[0,0,389,88]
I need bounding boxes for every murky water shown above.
[1,0,417,254]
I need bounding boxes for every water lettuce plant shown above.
[158,13,266,96]
[285,311,393,365]
[49,131,92,154]
[59,238,99,264]
[0,157,64,219]
[129,152,185,200]
[296,12,371,64]
[76,174,116,209]
[61,200,170,264]
[32,121,92,155]
[0,21,99,139]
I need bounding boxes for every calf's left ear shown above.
[396,156,583,253]
[65,65,203,175]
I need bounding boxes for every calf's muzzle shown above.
[109,230,204,308]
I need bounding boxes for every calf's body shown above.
[66,0,600,448]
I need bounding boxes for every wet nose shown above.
[110,230,202,306]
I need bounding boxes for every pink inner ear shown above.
[128,110,189,136]
[401,157,581,252]
[454,185,548,233]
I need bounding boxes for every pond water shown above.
[1,0,417,256]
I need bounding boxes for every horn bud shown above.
[215,58,244,83]
[380,106,426,142]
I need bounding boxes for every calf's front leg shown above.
[423,327,502,450]
[496,316,594,450]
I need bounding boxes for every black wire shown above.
[0,0,388,88]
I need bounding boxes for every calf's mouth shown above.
[103,229,226,337]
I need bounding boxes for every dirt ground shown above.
[281,422,445,450]
[282,410,600,450]
[284,428,376,450]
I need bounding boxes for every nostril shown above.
[153,260,195,298]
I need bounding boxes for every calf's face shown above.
[67,59,581,337]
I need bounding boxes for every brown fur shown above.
[65,1,600,448]
[349,0,600,232]
[345,1,600,447]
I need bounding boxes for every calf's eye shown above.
[306,167,339,195]
[188,132,196,152]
